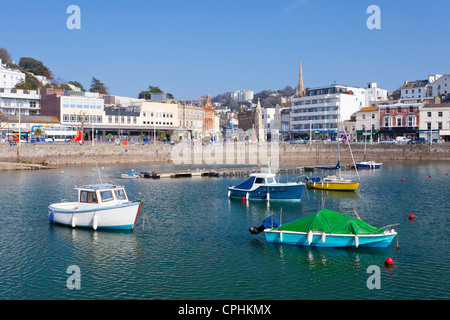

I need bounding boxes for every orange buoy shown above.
[409,214,415,220]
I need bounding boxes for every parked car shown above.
[396,136,410,144]
[383,139,396,144]
[408,137,427,144]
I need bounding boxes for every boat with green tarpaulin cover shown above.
[250,208,397,248]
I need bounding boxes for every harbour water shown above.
[0,161,448,300]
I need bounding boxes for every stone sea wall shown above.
[0,142,449,170]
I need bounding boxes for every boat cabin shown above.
[251,173,277,185]
[75,184,128,205]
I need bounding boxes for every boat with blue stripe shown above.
[228,172,305,201]
[48,183,142,230]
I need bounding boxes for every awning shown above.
[439,130,450,136]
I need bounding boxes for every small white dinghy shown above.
[121,169,140,179]
[48,184,142,230]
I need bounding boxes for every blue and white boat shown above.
[48,183,142,230]
[228,172,305,201]
[249,208,397,248]
[356,159,382,169]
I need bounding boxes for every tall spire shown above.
[295,59,305,97]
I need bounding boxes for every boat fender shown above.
[49,211,54,222]
[227,190,230,198]
[307,230,313,245]
[354,235,359,248]
[71,214,77,228]
[246,192,249,200]
[321,232,326,244]
[266,192,270,201]
[93,214,98,230]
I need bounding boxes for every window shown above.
[438,122,442,130]
[108,116,112,123]
[80,191,98,203]
[438,112,443,117]
[385,108,390,114]
[427,112,431,117]
[266,177,274,184]
[397,107,402,113]
[114,189,126,200]
[397,117,402,126]
[100,191,114,202]
[255,178,265,184]
[427,123,431,130]
[409,106,414,113]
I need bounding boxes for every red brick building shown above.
[200,95,214,135]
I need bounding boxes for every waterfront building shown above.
[40,89,105,140]
[354,106,379,142]
[103,94,144,108]
[0,88,41,116]
[399,74,442,100]
[263,107,276,139]
[140,100,179,140]
[232,90,254,103]
[178,102,205,140]
[378,101,422,140]
[0,59,25,89]
[199,95,214,136]
[290,84,366,139]
[280,108,291,140]
[419,103,450,142]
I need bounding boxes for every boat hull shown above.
[228,184,305,200]
[356,163,382,169]
[307,181,360,191]
[48,201,142,230]
[264,230,397,248]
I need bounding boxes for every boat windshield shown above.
[100,190,114,202]
[114,189,127,200]
[255,178,265,184]
[266,177,275,184]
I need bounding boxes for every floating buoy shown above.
[401,178,405,182]
[152,171,155,174]
[429,175,432,178]
[446,173,448,176]
[385,257,394,266]
[241,196,245,201]
[409,214,415,220]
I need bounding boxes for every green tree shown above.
[68,81,85,92]
[19,57,52,79]
[138,85,164,99]
[14,73,43,90]
[89,77,108,94]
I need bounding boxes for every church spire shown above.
[295,59,305,97]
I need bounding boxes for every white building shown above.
[232,90,254,103]
[399,74,442,100]
[419,103,450,142]
[290,84,367,137]
[365,82,387,106]
[0,59,25,89]
[0,88,41,116]
[430,74,450,97]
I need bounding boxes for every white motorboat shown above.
[48,183,142,230]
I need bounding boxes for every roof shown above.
[400,80,429,89]
[358,106,378,112]
[5,115,60,124]
[75,183,124,190]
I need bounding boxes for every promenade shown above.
[1,141,450,170]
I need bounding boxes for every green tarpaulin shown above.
[276,208,383,235]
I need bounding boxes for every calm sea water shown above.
[0,161,448,300]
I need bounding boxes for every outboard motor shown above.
[249,215,280,235]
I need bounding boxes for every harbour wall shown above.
[1,142,450,170]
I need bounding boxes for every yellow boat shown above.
[306,175,360,191]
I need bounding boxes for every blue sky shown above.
[1,0,449,100]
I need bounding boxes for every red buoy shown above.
[446,173,448,176]
[152,171,155,174]
[241,196,246,201]
[385,257,394,265]
[409,214,415,220]
[401,178,405,182]
[429,175,432,178]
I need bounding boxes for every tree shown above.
[138,85,164,99]
[0,47,12,64]
[89,77,108,94]
[19,57,52,79]
[68,81,85,92]
[14,73,43,90]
